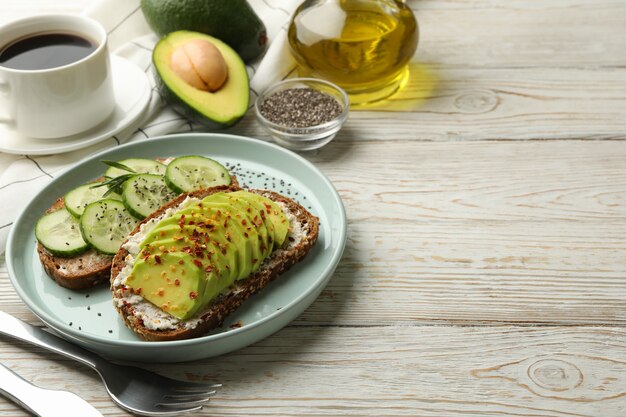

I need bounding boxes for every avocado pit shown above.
[170,39,228,92]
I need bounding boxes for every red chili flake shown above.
[217,210,222,217]
[193,259,203,268]
[244,232,249,238]
[135,287,142,295]
[223,219,228,228]
[159,230,166,237]
[154,255,162,264]
[188,221,195,225]
[178,259,185,265]
[241,219,247,226]
[229,320,243,329]
[204,265,213,272]
[221,247,227,255]
[225,233,231,242]
[198,203,203,208]
[173,235,184,241]
[252,258,258,264]
[189,291,198,299]
[247,207,251,213]
[288,237,295,242]
[182,245,192,253]
[174,279,180,286]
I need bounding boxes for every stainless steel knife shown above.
[0,362,103,417]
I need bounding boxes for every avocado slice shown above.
[141,0,267,62]
[201,195,268,279]
[236,192,290,249]
[126,251,207,320]
[153,31,249,128]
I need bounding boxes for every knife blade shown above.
[0,362,103,417]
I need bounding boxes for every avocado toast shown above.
[110,185,319,341]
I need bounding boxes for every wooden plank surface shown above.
[2,326,626,416]
[2,0,626,416]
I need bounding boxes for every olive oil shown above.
[288,0,418,105]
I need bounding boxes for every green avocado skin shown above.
[154,74,241,129]
[141,0,268,62]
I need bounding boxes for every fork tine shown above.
[158,397,212,408]
[172,383,222,393]
[164,390,218,401]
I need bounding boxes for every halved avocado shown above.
[153,30,249,128]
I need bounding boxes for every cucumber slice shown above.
[64,182,122,218]
[35,208,90,257]
[122,174,178,219]
[104,158,167,179]
[164,155,231,193]
[80,199,138,255]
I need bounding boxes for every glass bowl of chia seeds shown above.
[255,77,349,151]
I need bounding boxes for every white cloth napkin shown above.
[0,0,301,253]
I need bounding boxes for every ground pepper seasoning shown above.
[259,87,342,128]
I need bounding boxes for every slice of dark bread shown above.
[37,159,237,290]
[110,185,319,341]
[37,197,113,290]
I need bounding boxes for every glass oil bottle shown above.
[288,0,419,106]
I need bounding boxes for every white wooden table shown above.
[2,1,626,415]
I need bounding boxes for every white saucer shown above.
[0,55,152,155]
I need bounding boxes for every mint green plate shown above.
[7,134,346,362]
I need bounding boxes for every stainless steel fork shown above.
[0,311,220,416]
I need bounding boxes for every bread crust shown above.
[110,185,319,341]
[36,162,238,290]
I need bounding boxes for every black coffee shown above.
[0,32,96,70]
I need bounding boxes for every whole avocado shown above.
[141,0,268,62]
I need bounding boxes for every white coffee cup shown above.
[0,14,115,139]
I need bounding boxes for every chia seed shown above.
[259,87,342,128]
